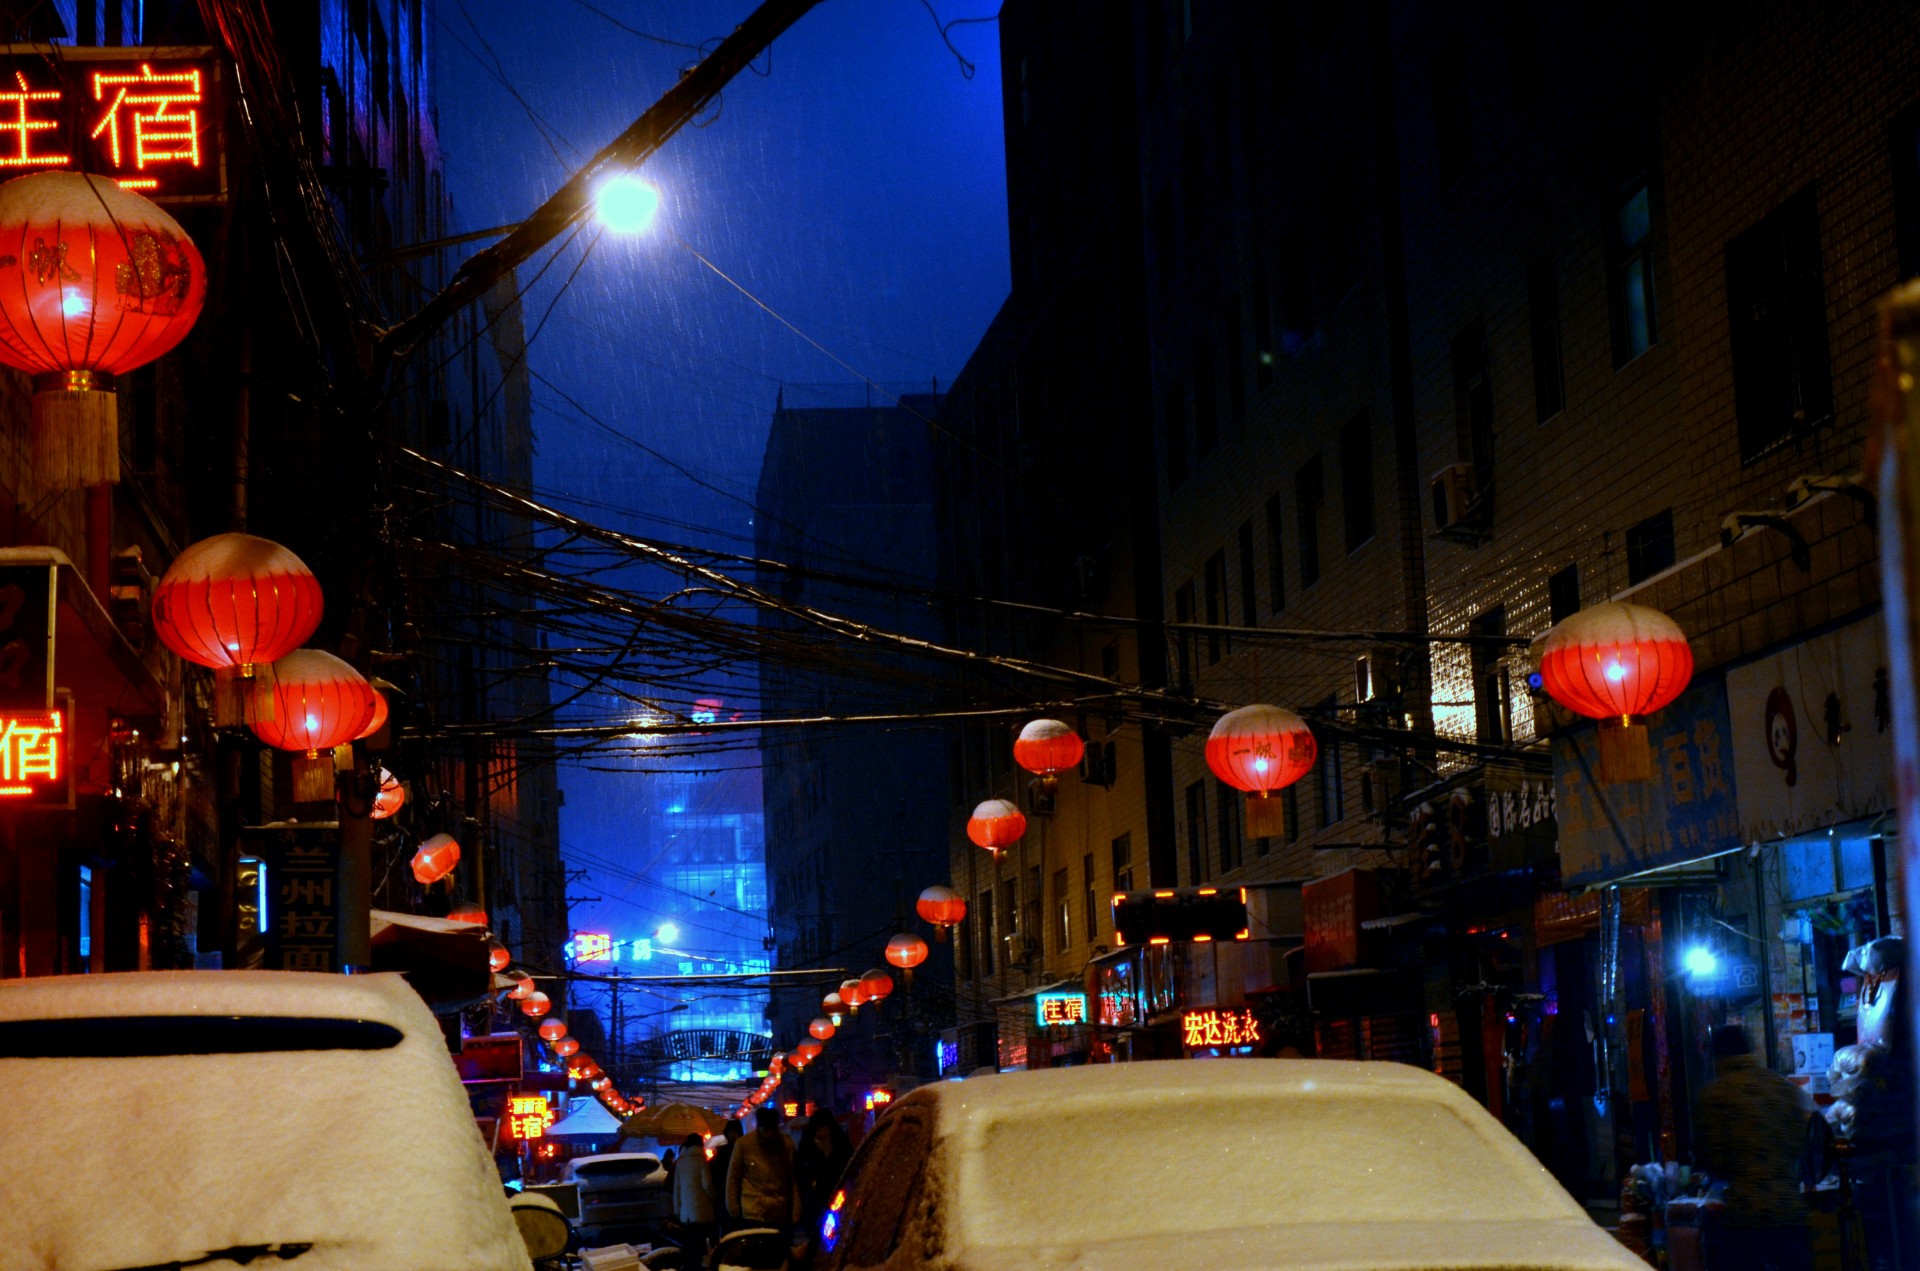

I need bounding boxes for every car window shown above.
[821,1106,932,1271]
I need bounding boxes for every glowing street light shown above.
[595,175,660,233]
[655,921,681,945]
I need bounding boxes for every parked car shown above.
[563,1151,674,1233]
[0,969,530,1271]
[816,1059,1647,1271]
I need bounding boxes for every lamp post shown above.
[362,177,662,266]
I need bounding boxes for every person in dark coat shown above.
[794,1109,854,1251]
[1694,1024,1812,1271]
[708,1118,743,1230]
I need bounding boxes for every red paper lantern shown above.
[1538,602,1693,722]
[821,991,845,1021]
[1013,718,1084,778]
[356,689,390,741]
[505,969,534,1000]
[1205,704,1317,839]
[966,799,1026,853]
[446,899,486,926]
[152,533,322,726]
[413,834,461,886]
[916,885,966,942]
[840,978,867,1010]
[590,1076,609,1091]
[519,990,552,1019]
[538,1019,568,1043]
[886,933,928,970]
[859,968,895,1002]
[808,1017,836,1040]
[372,769,405,820]
[554,1037,580,1057]
[0,172,206,488]
[250,649,379,803]
[487,939,510,973]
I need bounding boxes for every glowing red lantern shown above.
[1539,601,1693,783]
[590,1076,609,1091]
[519,990,552,1019]
[151,533,322,726]
[356,689,390,742]
[372,769,405,820]
[795,1040,822,1063]
[1205,704,1318,838]
[487,940,510,973]
[966,799,1026,854]
[249,649,379,802]
[859,968,895,1003]
[916,885,966,942]
[554,1037,580,1057]
[447,900,487,927]
[1013,718,1084,788]
[505,969,534,1000]
[0,172,206,489]
[886,933,929,988]
[821,991,845,1023]
[538,1019,568,1043]
[412,833,461,886]
[808,1017,836,1041]
[840,978,867,1012]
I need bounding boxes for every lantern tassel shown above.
[292,751,335,803]
[30,373,119,491]
[212,665,277,728]
[1245,791,1288,839]
[933,926,948,944]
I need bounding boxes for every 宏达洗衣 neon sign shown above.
[1181,1007,1262,1050]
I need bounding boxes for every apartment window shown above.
[1432,31,1472,188]
[1253,264,1276,387]
[1174,579,1196,691]
[1528,259,1565,421]
[978,887,995,974]
[1164,373,1188,488]
[1317,702,1344,827]
[1613,184,1657,364]
[1727,186,1834,463]
[1224,303,1246,422]
[1194,344,1218,457]
[1001,879,1019,958]
[1626,508,1675,584]
[1279,234,1314,351]
[1112,832,1134,894]
[1238,520,1259,626]
[1471,606,1510,744]
[1186,780,1209,883]
[1265,494,1286,612]
[1083,853,1099,940]
[1548,563,1581,625]
[1216,782,1244,872]
[1896,105,1920,278]
[1340,410,1375,550]
[1204,548,1227,664]
[1054,868,1072,953]
[1452,320,1494,498]
[1296,455,1324,587]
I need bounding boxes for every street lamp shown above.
[594,175,660,234]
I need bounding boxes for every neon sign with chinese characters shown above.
[0,709,60,798]
[1035,991,1088,1026]
[0,48,223,203]
[1181,1008,1263,1050]
[570,931,613,962]
[504,1094,556,1140]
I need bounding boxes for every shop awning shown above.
[0,546,163,716]
[546,1100,625,1138]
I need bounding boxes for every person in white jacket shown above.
[671,1132,717,1262]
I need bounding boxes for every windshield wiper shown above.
[103,1242,314,1271]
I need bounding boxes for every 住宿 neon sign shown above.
[0,709,60,797]
[1035,991,1087,1027]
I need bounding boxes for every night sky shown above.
[434,1,1007,967]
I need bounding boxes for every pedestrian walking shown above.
[794,1109,853,1246]
[710,1118,743,1231]
[726,1107,801,1233]
[671,1132,717,1264]
[1694,1024,1812,1271]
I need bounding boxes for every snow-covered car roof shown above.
[909,1059,1646,1271]
[0,970,530,1271]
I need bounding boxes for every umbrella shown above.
[621,1102,725,1143]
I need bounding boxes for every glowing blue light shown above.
[61,288,88,318]
[596,176,660,233]
[1604,661,1626,683]
[656,922,680,945]
[1683,946,1718,977]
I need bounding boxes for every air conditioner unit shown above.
[1430,462,1479,530]
[1003,931,1037,968]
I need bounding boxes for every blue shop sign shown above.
[1553,670,1742,887]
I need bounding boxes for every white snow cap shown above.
[1541,600,1688,654]
[160,531,315,584]
[0,970,531,1271]
[1017,717,1073,742]
[971,797,1021,819]
[0,170,188,235]
[1208,702,1309,739]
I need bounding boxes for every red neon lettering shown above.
[0,71,66,168]
[90,65,203,173]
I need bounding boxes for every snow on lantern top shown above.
[916,885,966,928]
[967,798,1026,852]
[1013,717,1085,776]
[249,649,379,756]
[1204,704,1317,795]
[0,171,206,487]
[152,533,323,674]
[1538,601,1693,722]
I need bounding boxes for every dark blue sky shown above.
[434,0,1007,956]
